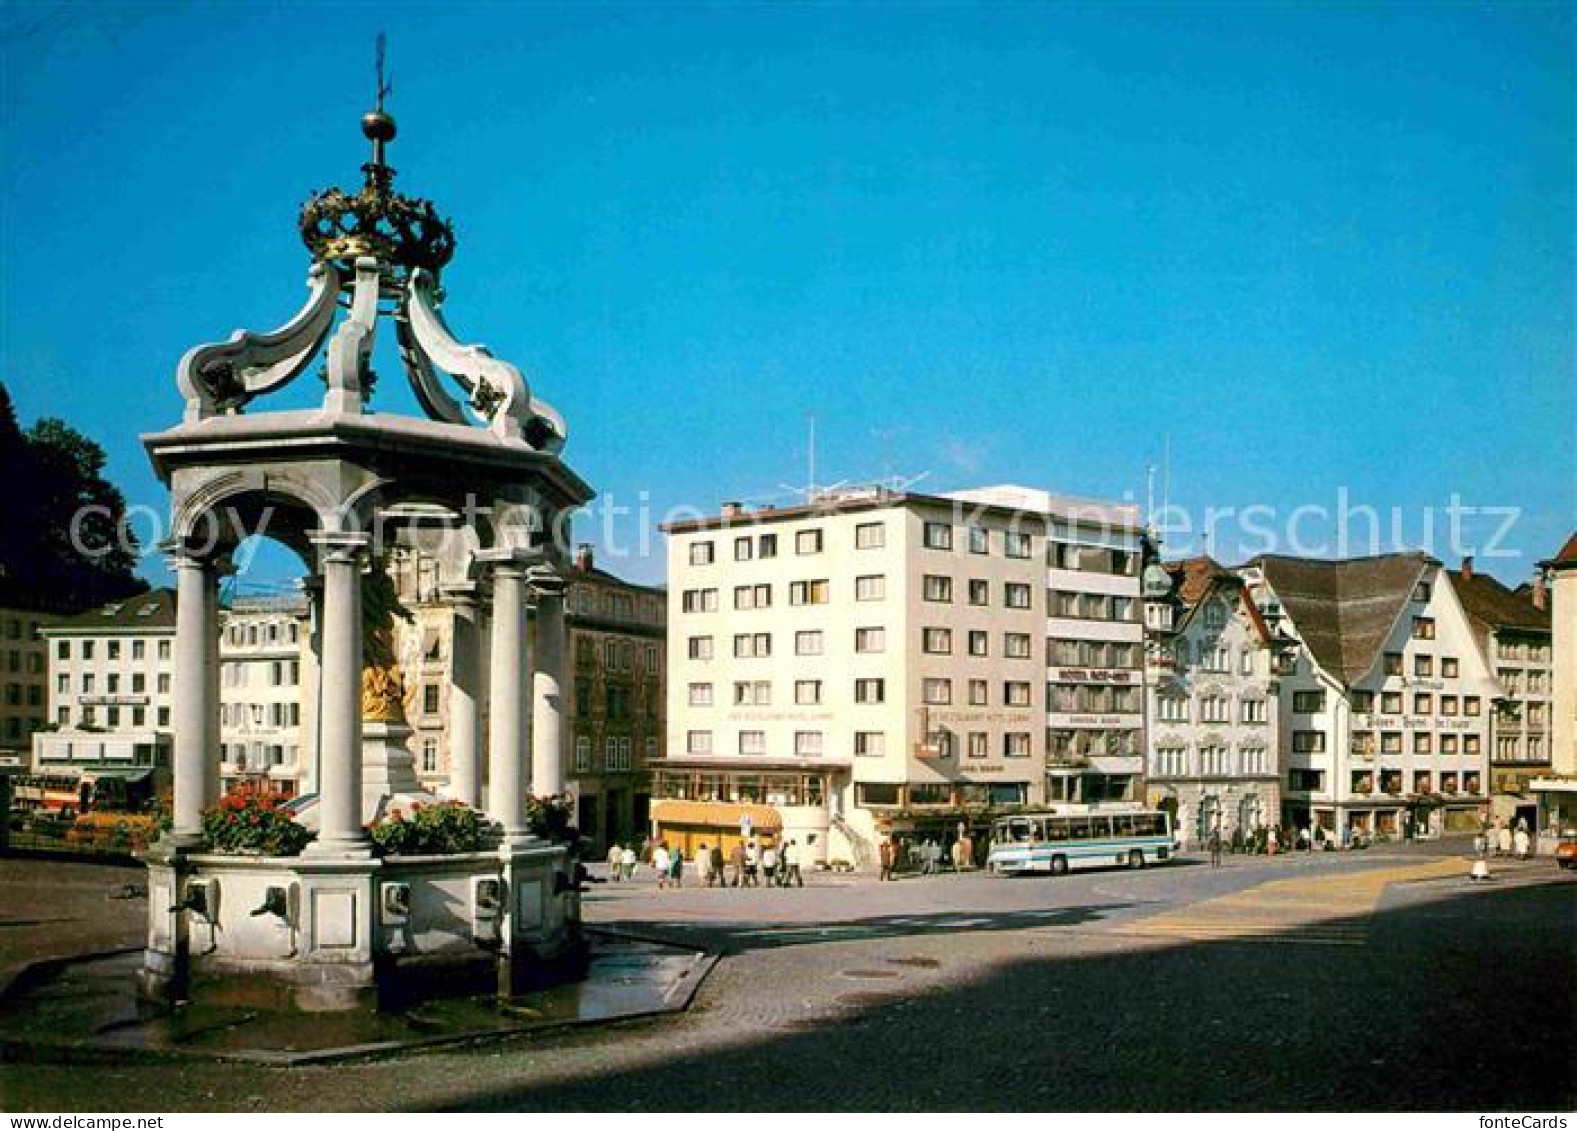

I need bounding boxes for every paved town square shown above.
[2,845,1572,1111]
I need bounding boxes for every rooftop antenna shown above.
[1145,463,1157,541]
[807,412,817,497]
[1161,434,1172,549]
[777,412,848,503]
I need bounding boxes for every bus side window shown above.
[1028,818,1046,842]
[1047,819,1068,842]
[1114,815,1134,837]
[1090,816,1112,838]
[1068,818,1090,839]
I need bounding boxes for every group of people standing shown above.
[1476,818,1533,860]
[604,836,806,888]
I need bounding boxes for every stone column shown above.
[169,548,219,847]
[306,533,371,856]
[531,584,567,798]
[487,561,534,841]
[443,582,483,808]
[299,578,324,797]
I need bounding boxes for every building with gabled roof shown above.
[1141,555,1285,847]
[1239,553,1498,840]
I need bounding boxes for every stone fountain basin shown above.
[143,843,576,1011]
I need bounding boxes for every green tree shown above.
[0,380,147,609]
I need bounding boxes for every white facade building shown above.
[1142,556,1283,848]
[658,484,1145,868]
[34,589,178,803]
[1241,553,1497,839]
[218,595,311,796]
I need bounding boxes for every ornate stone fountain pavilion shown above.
[138,97,591,1011]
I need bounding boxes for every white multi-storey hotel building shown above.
[657,484,1145,867]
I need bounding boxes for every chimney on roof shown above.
[1460,555,1473,580]
[1533,572,1548,611]
[721,501,744,519]
[575,543,594,573]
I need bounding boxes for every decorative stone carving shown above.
[176,263,340,422]
[403,269,566,450]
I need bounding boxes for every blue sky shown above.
[2,2,1571,590]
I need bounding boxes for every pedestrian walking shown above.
[728,841,746,887]
[762,842,778,887]
[782,838,804,887]
[922,838,939,876]
[878,837,895,881]
[653,843,671,889]
[710,843,725,888]
[1267,827,1279,856]
[744,837,760,886]
[1497,823,1514,857]
[620,845,637,881]
[669,844,684,887]
[1208,827,1222,868]
[696,842,713,887]
[607,842,623,882]
[1514,826,1532,859]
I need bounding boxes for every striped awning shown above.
[650,800,783,831]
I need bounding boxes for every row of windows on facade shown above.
[685,626,1141,664]
[571,734,654,773]
[1495,734,1548,762]
[685,580,1141,623]
[1151,744,1273,778]
[57,671,172,697]
[223,620,302,648]
[574,637,661,675]
[1346,729,1484,756]
[1157,640,1267,675]
[689,675,1145,713]
[4,617,43,642]
[689,523,1139,573]
[1322,768,1483,795]
[684,728,1037,759]
[63,705,170,729]
[574,585,662,625]
[1496,668,1553,696]
[1277,729,1488,758]
[1152,691,1270,724]
[1496,638,1551,662]
[1378,651,1464,679]
[1349,689,1484,717]
[219,702,302,729]
[220,661,300,688]
[4,650,44,675]
[219,742,294,769]
[4,682,44,707]
[412,734,658,776]
[55,638,173,663]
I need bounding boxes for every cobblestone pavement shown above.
[1,844,1572,1111]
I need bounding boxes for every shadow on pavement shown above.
[599,902,1136,955]
[423,877,1577,1112]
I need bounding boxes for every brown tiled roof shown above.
[1163,555,1230,607]
[1539,531,1577,570]
[43,588,177,633]
[1247,553,1434,686]
[1449,570,1549,635]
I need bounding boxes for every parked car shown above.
[1554,835,1577,870]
